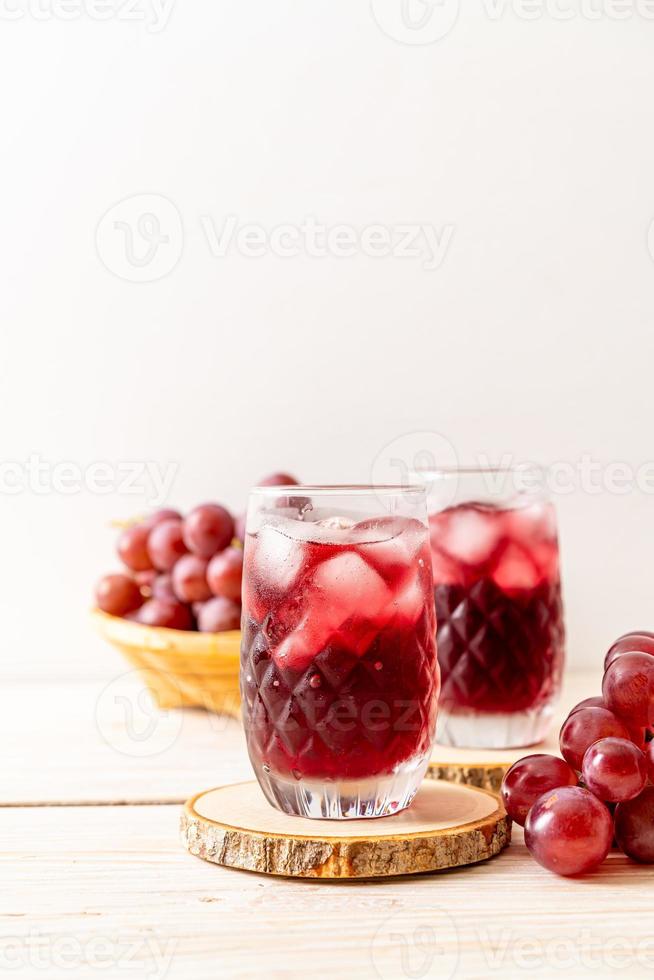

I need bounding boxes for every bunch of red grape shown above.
[501,630,654,876]
[94,472,297,634]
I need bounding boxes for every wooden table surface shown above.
[3,668,654,979]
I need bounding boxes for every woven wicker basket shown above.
[92,609,242,718]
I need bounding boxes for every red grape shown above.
[148,518,188,571]
[151,573,177,603]
[142,508,182,529]
[625,724,650,750]
[183,504,234,559]
[581,737,647,803]
[559,706,630,771]
[207,547,243,601]
[117,524,153,572]
[604,632,654,670]
[134,569,157,592]
[501,754,578,826]
[196,596,241,633]
[614,787,654,863]
[95,573,143,616]
[646,741,654,782]
[234,512,246,544]
[568,696,605,714]
[524,786,613,876]
[172,554,212,603]
[257,472,298,487]
[136,598,193,630]
[602,652,654,727]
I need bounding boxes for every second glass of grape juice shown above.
[417,467,565,749]
[240,486,440,819]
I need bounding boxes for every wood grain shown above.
[0,678,251,806]
[181,780,510,878]
[0,672,586,806]
[3,669,652,979]
[3,803,654,980]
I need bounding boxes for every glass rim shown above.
[410,464,547,479]
[250,483,425,496]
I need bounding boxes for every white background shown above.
[1,0,653,681]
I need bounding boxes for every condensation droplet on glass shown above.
[374,661,383,671]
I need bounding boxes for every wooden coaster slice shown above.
[428,729,561,792]
[427,752,514,794]
[180,779,511,879]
